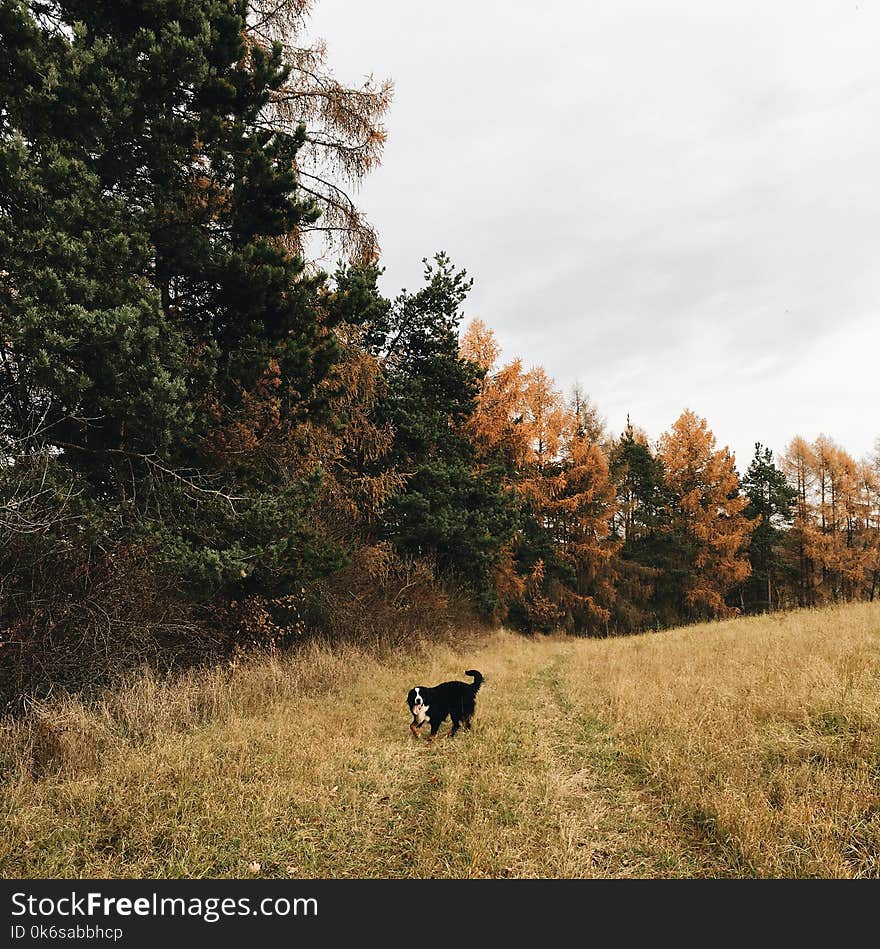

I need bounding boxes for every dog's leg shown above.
[449,716,460,737]
[410,721,421,739]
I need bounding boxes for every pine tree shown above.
[608,419,688,628]
[610,419,669,544]
[0,1,345,596]
[739,443,796,612]
[378,254,519,613]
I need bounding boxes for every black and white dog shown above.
[407,670,483,740]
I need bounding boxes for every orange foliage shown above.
[202,357,290,474]
[460,320,530,469]
[520,366,568,471]
[545,432,620,629]
[301,330,406,536]
[245,0,393,261]
[783,435,880,604]
[658,410,753,618]
[203,330,404,540]
[461,320,619,630]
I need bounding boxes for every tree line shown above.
[1,1,877,703]
[460,320,879,629]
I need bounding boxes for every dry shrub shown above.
[301,542,477,647]
[210,592,309,653]
[1,529,481,716]
[0,538,219,712]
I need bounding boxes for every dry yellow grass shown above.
[1,602,878,878]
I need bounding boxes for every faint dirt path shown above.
[529,652,743,877]
[2,634,751,877]
[368,639,739,877]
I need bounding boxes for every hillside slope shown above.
[2,602,879,878]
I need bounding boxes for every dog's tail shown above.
[465,669,483,693]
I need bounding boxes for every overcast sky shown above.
[307,0,880,469]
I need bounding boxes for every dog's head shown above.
[406,686,430,724]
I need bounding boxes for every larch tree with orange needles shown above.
[460,323,620,631]
[782,436,819,606]
[782,435,877,604]
[246,0,393,261]
[864,449,880,600]
[855,458,880,602]
[658,410,754,619]
[504,365,567,630]
[543,429,620,631]
[459,320,531,618]
[459,320,531,472]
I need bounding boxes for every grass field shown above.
[2,602,879,878]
